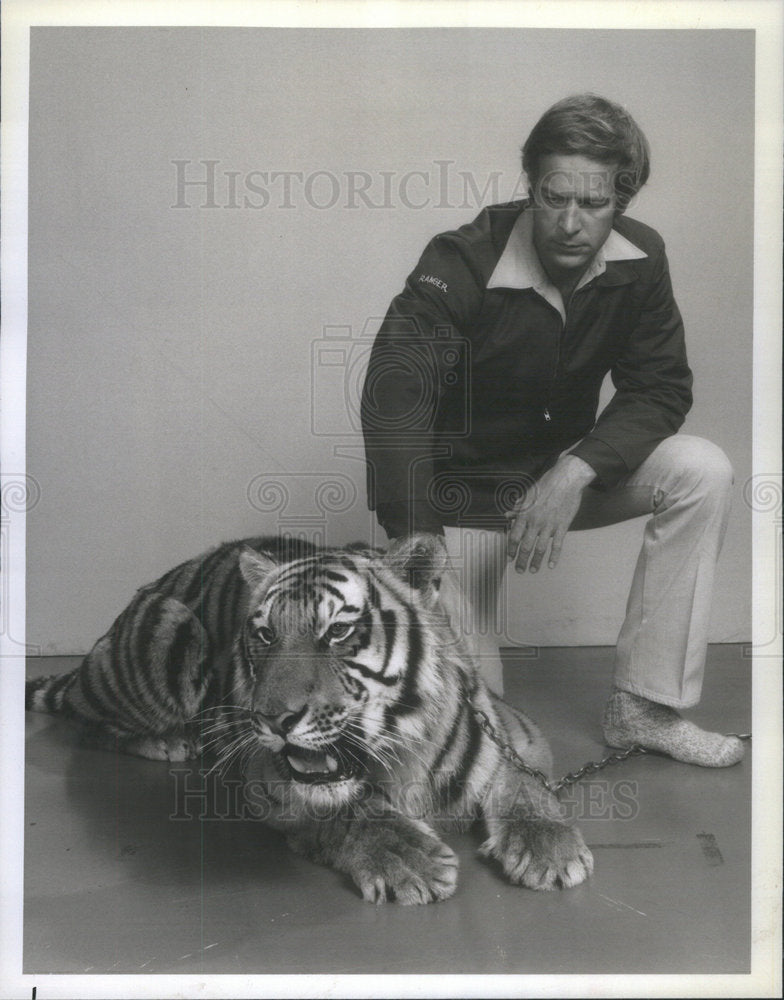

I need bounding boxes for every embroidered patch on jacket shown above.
[419,274,448,293]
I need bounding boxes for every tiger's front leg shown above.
[479,767,594,891]
[284,801,460,905]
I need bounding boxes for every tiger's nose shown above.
[255,705,307,737]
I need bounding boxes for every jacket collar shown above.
[487,205,648,318]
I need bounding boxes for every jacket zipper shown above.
[544,287,581,423]
[544,312,565,424]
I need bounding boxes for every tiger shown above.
[26,532,593,903]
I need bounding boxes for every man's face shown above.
[530,153,618,284]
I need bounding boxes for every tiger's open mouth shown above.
[281,738,365,785]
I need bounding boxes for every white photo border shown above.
[1,2,781,998]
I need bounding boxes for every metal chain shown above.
[467,692,751,798]
[469,699,561,792]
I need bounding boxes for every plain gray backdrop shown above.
[26,27,754,653]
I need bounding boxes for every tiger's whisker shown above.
[207,731,257,777]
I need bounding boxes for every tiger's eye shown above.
[326,622,355,643]
[256,624,276,645]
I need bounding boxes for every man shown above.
[361,94,742,768]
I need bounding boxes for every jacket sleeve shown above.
[361,233,484,537]
[570,244,693,488]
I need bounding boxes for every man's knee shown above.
[656,435,734,502]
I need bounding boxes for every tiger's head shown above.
[238,533,456,807]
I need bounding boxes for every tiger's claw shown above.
[349,824,459,905]
[480,818,593,890]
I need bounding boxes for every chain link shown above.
[468,692,751,798]
[469,700,560,792]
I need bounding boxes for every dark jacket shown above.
[361,201,693,536]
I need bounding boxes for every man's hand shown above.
[506,455,596,573]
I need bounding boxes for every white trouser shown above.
[441,435,734,708]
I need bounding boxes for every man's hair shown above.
[521,94,651,212]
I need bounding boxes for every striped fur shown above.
[26,532,593,902]
[26,535,314,759]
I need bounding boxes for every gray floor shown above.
[24,646,751,976]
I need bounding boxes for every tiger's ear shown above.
[383,533,449,606]
[239,548,278,591]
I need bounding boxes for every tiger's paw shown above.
[348,822,459,905]
[125,734,200,762]
[480,819,593,891]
